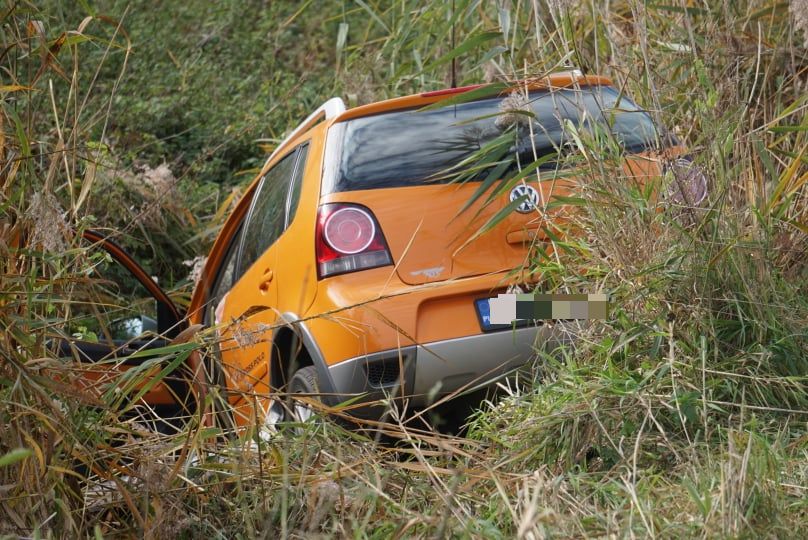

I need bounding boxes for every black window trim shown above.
[283,142,309,229]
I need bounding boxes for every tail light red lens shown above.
[316,203,393,278]
[323,207,376,254]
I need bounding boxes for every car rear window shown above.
[329,85,662,193]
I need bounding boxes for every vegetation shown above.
[2,0,807,537]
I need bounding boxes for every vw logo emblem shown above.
[509,184,540,214]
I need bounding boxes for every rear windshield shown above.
[329,85,663,193]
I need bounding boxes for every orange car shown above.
[69,71,701,429]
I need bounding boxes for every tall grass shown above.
[1,0,807,537]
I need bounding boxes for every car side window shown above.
[209,225,243,316]
[237,144,308,276]
[285,143,309,228]
[237,152,296,276]
[68,232,182,344]
[69,246,158,342]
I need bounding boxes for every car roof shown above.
[333,71,613,123]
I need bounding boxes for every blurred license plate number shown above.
[474,297,526,332]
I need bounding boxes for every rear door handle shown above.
[258,269,274,292]
[505,229,548,245]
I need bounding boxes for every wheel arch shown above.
[270,313,338,402]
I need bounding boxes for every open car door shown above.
[53,230,196,432]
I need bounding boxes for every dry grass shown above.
[2,0,807,538]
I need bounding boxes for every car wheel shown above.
[287,365,320,427]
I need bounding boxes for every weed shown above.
[1,0,806,538]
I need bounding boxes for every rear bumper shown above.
[324,324,554,417]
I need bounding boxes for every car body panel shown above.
[209,136,321,409]
[320,181,574,286]
[302,265,532,368]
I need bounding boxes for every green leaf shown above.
[546,195,586,206]
[480,45,508,64]
[126,340,201,359]
[452,194,531,256]
[768,125,808,133]
[9,109,31,159]
[354,0,390,33]
[419,82,510,112]
[455,158,511,216]
[123,350,193,409]
[61,34,92,47]
[753,136,777,184]
[481,154,558,208]
[437,130,513,179]
[0,448,32,467]
[683,477,711,518]
[427,30,502,70]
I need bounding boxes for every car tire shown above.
[287,365,320,427]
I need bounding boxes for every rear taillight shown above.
[316,204,393,278]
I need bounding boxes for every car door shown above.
[214,143,309,419]
[58,230,189,418]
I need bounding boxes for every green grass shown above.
[2,0,807,537]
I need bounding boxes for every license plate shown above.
[474,297,524,332]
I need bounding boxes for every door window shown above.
[68,251,159,343]
[237,152,297,276]
[237,144,309,276]
[205,224,243,325]
[61,231,182,358]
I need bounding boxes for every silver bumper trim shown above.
[412,325,549,399]
[326,325,552,413]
